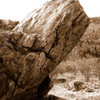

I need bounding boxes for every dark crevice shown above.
[0,57,3,63]
[43,50,54,62]
[36,76,51,100]
[23,46,43,53]
[12,72,22,96]
[21,46,54,62]
[72,11,84,26]
[48,24,61,55]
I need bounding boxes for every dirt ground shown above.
[49,73,100,100]
[49,59,100,100]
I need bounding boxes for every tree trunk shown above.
[0,0,89,100]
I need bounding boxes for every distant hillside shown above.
[67,17,100,60]
[0,19,19,30]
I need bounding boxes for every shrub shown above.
[50,61,77,78]
[78,59,91,82]
[95,58,100,80]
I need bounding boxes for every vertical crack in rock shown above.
[0,0,89,100]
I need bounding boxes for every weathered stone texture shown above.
[0,0,89,100]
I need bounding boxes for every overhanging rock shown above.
[0,0,89,100]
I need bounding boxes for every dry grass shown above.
[77,58,92,82]
[94,58,100,80]
[51,58,100,82]
[50,61,77,78]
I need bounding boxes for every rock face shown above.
[0,0,89,100]
[74,81,86,91]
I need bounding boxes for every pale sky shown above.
[0,0,100,21]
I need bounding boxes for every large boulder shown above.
[0,0,89,100]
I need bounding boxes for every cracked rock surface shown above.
[0,0,89,100]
